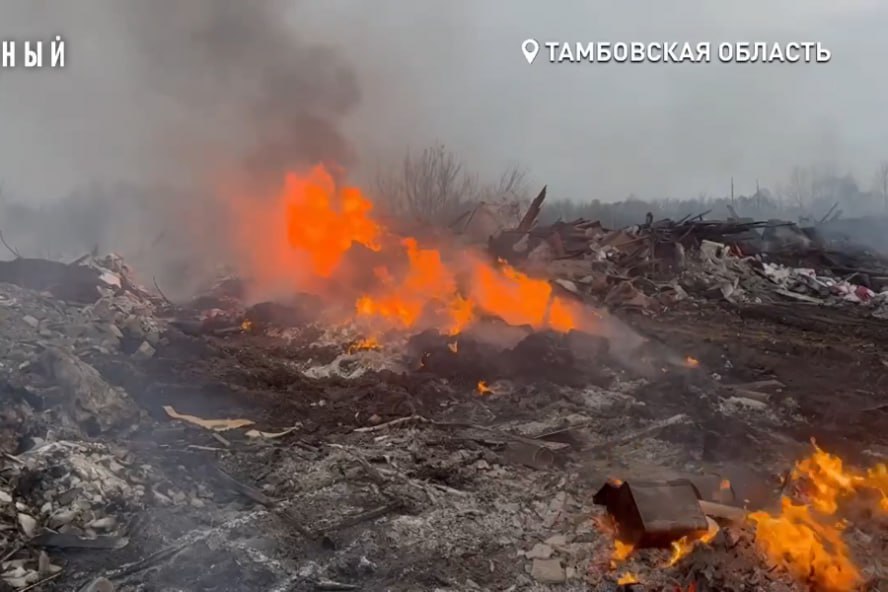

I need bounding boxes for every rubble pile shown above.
[487,189,888,317]
[0,254,170,588]
[2,442,143,587]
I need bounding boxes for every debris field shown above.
[1,173,887,592]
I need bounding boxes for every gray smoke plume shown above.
[0,1,363,295]
[116,1,361,183]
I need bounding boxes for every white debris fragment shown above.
[700,240,729,260]
[524,543,554,559]
[17,513,37,537]
[300,351,405,380]
[98,271,122,289]
[87,516,118,531]
[132,341,156,360]
[530,558,566,584]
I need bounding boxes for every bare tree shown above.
[492,164,529,200]
[375,144,530,226]
[375,144,478,224]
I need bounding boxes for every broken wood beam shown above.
[517,185,547,232]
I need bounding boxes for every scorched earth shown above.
[0,165,887,592]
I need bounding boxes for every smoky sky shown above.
[116,1,361,184]
[0,0,361,197]
[1,0,888,202]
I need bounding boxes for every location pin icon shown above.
[522,38,540,64]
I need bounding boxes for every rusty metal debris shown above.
[593,480,710,548]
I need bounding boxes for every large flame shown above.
[230,164,595,335]
[355,237,473,334]
[284,173,381,277]
[748,443,887,592]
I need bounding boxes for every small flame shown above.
[684,356,700,368]
[666,518,719,567]
[616,572,639,585]
[241,319,253,332]
[719,478,731,490]
[349,336,381,353]
[610,539,634,569]
[447,341,458,353]
[476,380,492,395]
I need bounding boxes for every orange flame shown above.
[666,518,719,567]
[747,442,887,591]
[283,171,380,278]
[684,356,700,368]
[476,381,492,395]
[616,572,639,585]
[610,539,634,569]
[228,165,599,337]
[355,238,474,333]
[792,442,860,514]
[469,261,579,331]
[348,336,380,354]
[749,499,861,591]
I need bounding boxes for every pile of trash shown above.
[0,253,171,588]
[2,441,146,588]
[483,188,888,317]
[0,253,166,356]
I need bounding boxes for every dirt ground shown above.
[37,297,888,592]
[630,300,888,458]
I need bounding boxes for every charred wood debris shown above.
[486,187,888,316]
[0,192,885,592]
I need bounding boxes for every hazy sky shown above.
[2,0,887,203]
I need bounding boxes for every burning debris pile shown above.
[1,167,887,591]
[593,443,887,591]
[487,190,888,318]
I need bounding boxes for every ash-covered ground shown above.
[1,241,887,592]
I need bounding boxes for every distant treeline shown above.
[540,172,888,228]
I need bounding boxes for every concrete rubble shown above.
[0,253,166,589]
